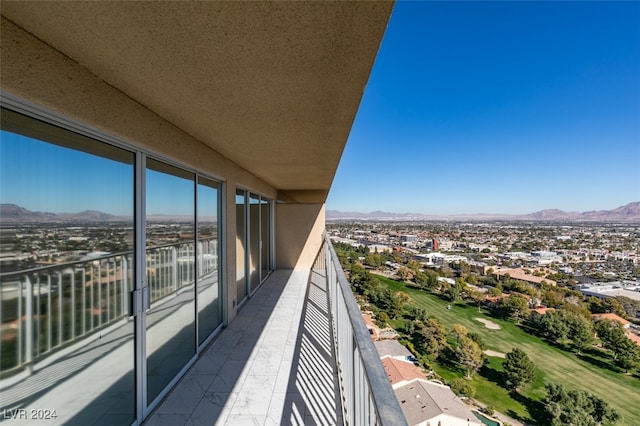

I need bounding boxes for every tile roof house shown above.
[383,357,427,387]
[592,313,631,328]
[375,339,414,360]
[394,379,482,426]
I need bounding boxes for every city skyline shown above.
[327,1,640,215]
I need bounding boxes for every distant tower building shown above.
[433,238,439,251]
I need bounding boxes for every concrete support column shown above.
[275,203,325,270]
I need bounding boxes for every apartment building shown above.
[0,2,405,425]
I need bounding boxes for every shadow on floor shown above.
[280,268,343,426]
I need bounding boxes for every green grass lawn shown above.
[374,275,640,425]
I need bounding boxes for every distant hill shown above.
[327,201,640,222]
[0,204,129,223]
[2,202,638,224]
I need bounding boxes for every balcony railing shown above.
[0,238,218,377]
[320,236,408,426]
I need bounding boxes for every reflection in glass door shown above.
[236,190,247,304]
[249,194,261,293]
[1,107,226,424]
[260,197,271,281]
[145,159,196,406]
[0,109,136,425]
[197,178,222,345]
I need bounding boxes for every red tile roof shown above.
[592,313,631,327]
[382,357,426,385]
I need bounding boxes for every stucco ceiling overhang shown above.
[1,1,393,203]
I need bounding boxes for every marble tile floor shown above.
[145,268,344,426]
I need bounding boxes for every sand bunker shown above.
[474,317,501,330]
[484,350,506,358]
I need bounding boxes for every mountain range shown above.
[327,201,640,222]
[0,204,128,223]
[2,202,639,223]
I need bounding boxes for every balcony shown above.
[1,2,399,424]
[1,237,406,425]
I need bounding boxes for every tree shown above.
[616,296,640,319]
[394,291,413,306]
[407,260,421,273]
[542,289,563,308]
[455,278,468,297]
[450,378,476,398]
[455,336,483,379]
[531,310,569,343]
[499,295,530,323]
[602,298,627,318]
[364,253,382,269]
[451,323,468,344]
[544,383,619,426]
[414,271,428,287]
[503,347,535,390]
[467,332,487,351]
[397,266,413,282]
[376,311,390,326]
[403,319,416,336]
[595,319,628,360]
[424,269,440,289]
[413,307,428,323]
[420,317,448,359]
[466,273,478,285]
[487,284,503,297]
[566,313,594,354]
[615,338,640,373]
[446,285,460,302]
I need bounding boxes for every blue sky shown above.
[327,1,640,214]
[1,132,135,216]
[0,132,196,216]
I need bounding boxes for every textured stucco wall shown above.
[0,18,274,198]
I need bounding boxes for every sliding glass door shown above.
[145,159,197,406]
[260,197,272,281]
[0,108,136,425]
[197,178,222,346]
[237,190,273,298]
[0,107,226,424]
[249,194,261,293]
[236,190,247,305]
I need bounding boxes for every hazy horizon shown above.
[325,200,639,217]
[2,200,637,219]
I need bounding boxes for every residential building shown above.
[375,339,414,361]
[394,379,482,426]
[382,357,426,387]
[0,2,406,425]
[591,313,631,329]
[577,281,640,302]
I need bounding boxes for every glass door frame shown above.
[246,191,273,297]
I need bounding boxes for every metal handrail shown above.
[321,236,408,426]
